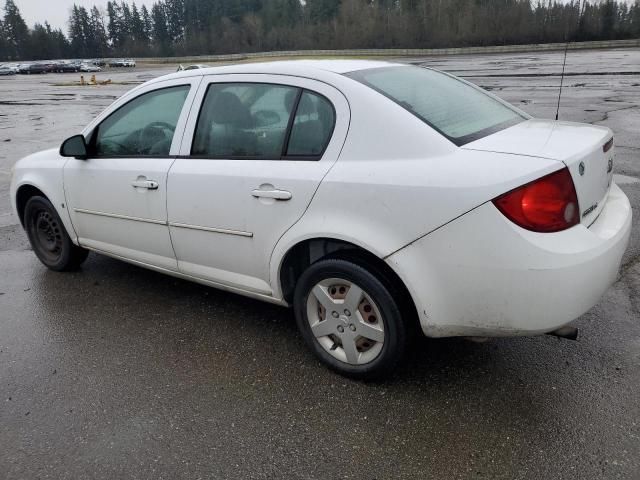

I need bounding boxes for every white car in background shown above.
[108,58,136,68]
[177,64,210,71]
[0,65,16,76]
[10,60,632,378]
[80,63,102,73]
[0,63,19,74]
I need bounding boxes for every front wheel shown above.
[24,196,89,271]
[294,258,408,379]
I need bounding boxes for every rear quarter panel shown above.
[269,82,564,297]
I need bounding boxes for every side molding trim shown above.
[74,208,166,225]
[169,222,253,238]
[73,208,253,237]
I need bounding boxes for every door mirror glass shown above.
[60,134,88,159]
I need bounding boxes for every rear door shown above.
[168,74,350,294]
[64,77,200,270]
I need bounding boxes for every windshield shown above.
[346,66,526,146]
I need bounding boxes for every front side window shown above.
[192,83,298,158]
[346,66,525,146]
[93,85,190,157]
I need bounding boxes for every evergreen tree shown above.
[631,1,640,37]
[120,1,133,52]
[151,2,171,55]
[68,5,87,57]
[601,0,617,39]
[306,0,341,23]
[3,0,30,59]
[0,19,7,60]
[141,4,153,44]
[28,22,69,59]
[107,1,122,51]
[90,7,109,58]
[3,0,640,61]
[165,0,185,46]
[131,2,148,46]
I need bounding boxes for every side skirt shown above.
[83,245,290,307]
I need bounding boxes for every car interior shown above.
[90,82,335,159]
[192,83,334,158]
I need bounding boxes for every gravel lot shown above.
[0,48,639,479]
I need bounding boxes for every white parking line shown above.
[614,174,640,185]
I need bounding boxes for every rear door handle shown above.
[251,188,292,201]
[131,179,159,190]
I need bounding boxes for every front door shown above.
[64,78,199,270]
[167,75,350,294]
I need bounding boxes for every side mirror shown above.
[60,134,88,159]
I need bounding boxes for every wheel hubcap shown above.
[306,278,385,365]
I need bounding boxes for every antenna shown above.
[555,39,570,121]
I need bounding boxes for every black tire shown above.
[24,196,89,271]
[293,258,408,379]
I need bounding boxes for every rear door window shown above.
[192,83,336,160]
[192,83,298,158]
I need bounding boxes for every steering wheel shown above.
[96,138,124,155]
[138,122,176,154]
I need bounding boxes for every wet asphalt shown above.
[1,49,639,479]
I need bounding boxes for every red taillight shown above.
[603,137,613,153]
[492,168,579,233]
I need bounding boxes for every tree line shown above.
[1,0,639,61]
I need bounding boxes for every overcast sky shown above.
[8,0,156,32]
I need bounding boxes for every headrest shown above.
[210,91,252,128]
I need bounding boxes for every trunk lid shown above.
[463,119,614,227]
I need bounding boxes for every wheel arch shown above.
[276,236,419,329]
[15,184,48,227]
[13,176,78,244]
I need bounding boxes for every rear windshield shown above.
[345,66,526,146]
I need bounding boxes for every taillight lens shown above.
[492,168,579,233]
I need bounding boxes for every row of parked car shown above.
[0,58,136,76]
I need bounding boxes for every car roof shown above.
[151,59,402,85]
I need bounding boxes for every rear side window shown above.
[93,85,190,157]
[192,83,335,160]
[346,66,525,146]
[286,91,335,157]
[192,83,298,158]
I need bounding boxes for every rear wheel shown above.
[24,196,89,271]
[294,258,408,379]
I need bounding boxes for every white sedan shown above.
[10,60,632,378]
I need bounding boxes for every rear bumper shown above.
[386,182,632,337]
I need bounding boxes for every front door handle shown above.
[131,179,159,190]
[251,188,292,201]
